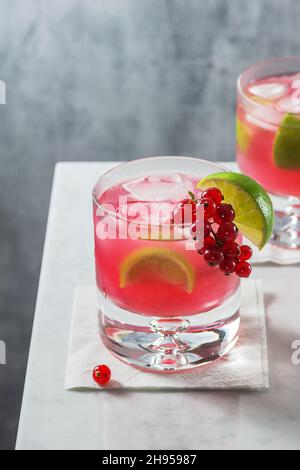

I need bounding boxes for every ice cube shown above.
[275,95,300,114]
[118,201,173,225]
[147,176,163,184]
[249,82,288,100]
[123,174,194,202]
[127,202,152,223]
[246,104,282,130]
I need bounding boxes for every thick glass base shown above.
[98,290,241,372]
[271,204,300,250]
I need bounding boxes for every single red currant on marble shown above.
[217,222,238,242]
[239,245,253,261]
[92,364,111,385]
[214,203,235,225]
[204,248,224,267]
[235,261,252,278]
[200,187,223,205]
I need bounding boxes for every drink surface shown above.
[94,173,240,317]
[237,72,300,198]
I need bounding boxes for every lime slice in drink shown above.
[237,117,252,152]
[274,113,300,169]
[120,247,195,293]
[251,95,271,106]
[198,172,274,249]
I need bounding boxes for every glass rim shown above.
[237,55,300,123]
[92,156,230,226]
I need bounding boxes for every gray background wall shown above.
[0,0,299,449]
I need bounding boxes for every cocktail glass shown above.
[93,157,240,372]
[237,57,300,249]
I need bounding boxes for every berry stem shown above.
[188,191,196,202]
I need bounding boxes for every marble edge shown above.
[15,166,60,449]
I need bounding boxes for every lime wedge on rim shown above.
[120,247,195,293]
[274,113,300,169]
[198,172,274,249]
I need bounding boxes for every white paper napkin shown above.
[65,280,268,391]
[251,241,300,265]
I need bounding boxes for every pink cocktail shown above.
[237,57,300,249]
[93,157,241,371]
[94,179,239,318]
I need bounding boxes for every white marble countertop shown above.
[16,162,300,450]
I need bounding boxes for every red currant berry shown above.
[204,248,224,267]
[235,261,252,278]
[222,241,241,259]
[197,246,206,255]
[220,258,236,274]
[171,207,183,224]
[204,235,216,249]
[214,203,235,225]
[184,201,197,224]
[190,222,199,240]
[195,238,202,250]
[92,364,111,385]
[217,222,238,242]
[178,197,191,208]
[173,198,197,225]
[239,245,253,261]
[204,222,212,237]
[196,236,216,255]
[201,187,223,205]
[200,198,217,219]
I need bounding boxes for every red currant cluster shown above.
[172,187,253,278]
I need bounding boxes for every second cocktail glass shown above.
[237,57,300,249]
